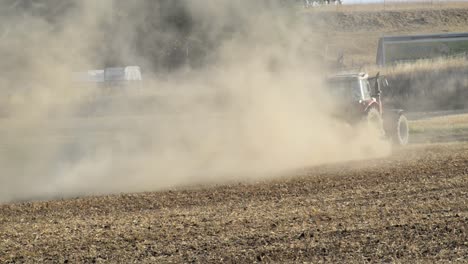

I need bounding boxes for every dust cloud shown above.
[0,0,390,203]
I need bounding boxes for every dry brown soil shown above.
[1,143,467,263]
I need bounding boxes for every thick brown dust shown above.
[0,1,390,203]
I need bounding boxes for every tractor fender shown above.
[363,100,380,113]
[383,109,404,129]
[383,109,404,119]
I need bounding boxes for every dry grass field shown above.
[410,112,468,142]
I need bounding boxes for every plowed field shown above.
[1,142,467,263]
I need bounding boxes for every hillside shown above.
[306,5,468,64]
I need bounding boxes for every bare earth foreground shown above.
[1,142,467,263]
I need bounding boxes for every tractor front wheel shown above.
[366,107,385,137]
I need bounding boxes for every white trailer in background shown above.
[73,66,142,89]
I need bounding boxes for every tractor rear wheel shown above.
[390,114,409,145]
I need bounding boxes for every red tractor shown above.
[327,72,409,145]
